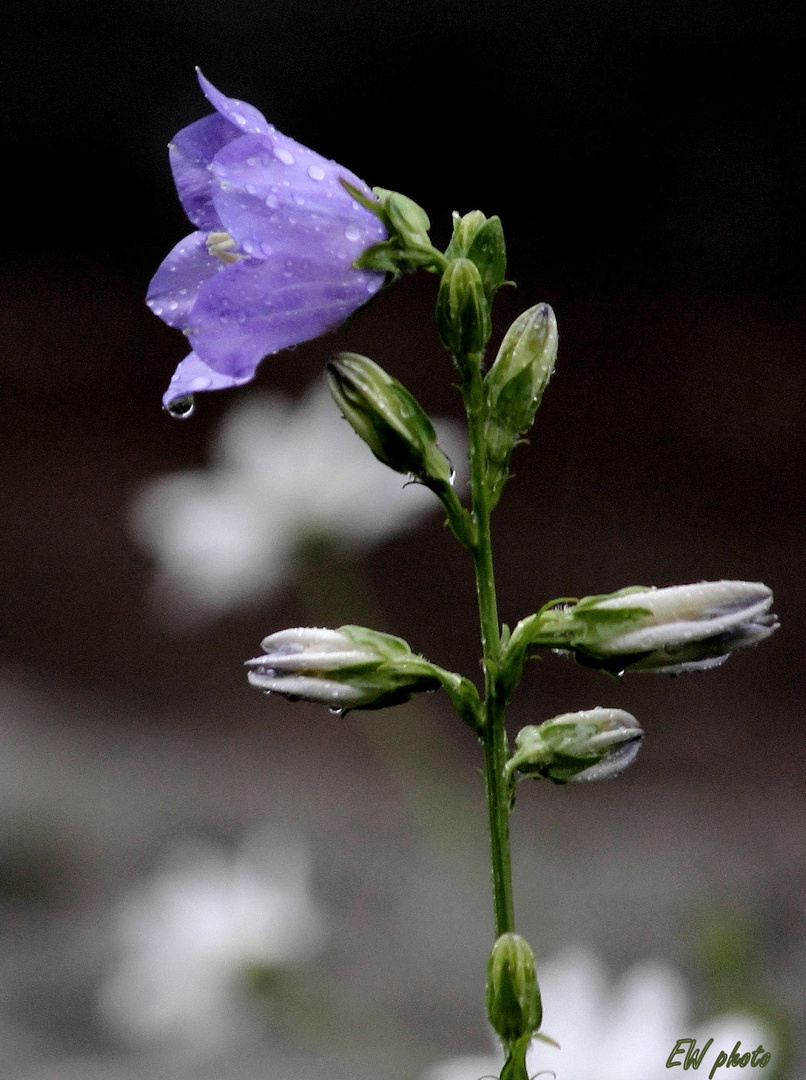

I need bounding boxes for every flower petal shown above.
[210,133,387,263]
[147,231,221,329]
[163,352,253,409]
[169,115,240,230]
[196,69,274,138]
[187,255,384,377]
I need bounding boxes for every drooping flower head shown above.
[148,71,388,412]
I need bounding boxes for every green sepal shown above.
[354,240,444,275]
[341,180,446,274]
[432,670,484,733]
[499,1033,532,1080]
[340,628,483,729]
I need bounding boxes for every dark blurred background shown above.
[0,0,804,1077]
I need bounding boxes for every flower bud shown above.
[484,303,558,470]
[530,581,778,675]
[445,211,507,299]
[436,258,492,360]
[486,933,542,1045]
[326,353,454,486]
[341,182,445,274]
[246,625,440,712]
[380,189,433,252]
[506,707,644,785]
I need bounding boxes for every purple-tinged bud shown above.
[486,933,542,1046]
[506,708,644,785]
[246,625,440,712]
[523,581,778,675]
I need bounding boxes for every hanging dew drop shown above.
[165,395,195,419]
[328,706,345,717]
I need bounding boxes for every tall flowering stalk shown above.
[150,74,779,1078]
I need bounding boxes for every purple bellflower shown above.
[148,71,388,412]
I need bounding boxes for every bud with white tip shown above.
[246,625,441,712]
[506,707,644,785]
[520,581,778,675]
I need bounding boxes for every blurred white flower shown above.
[96,829,327,1056]
[130,379,466,622]
[421,946,775,1080]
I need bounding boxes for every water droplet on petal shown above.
[275,147,295,166]
[307,164,326,181]
[344,225,361,242]
[166,395,195,419]
[231,111,248,127]
[265,194,279,209]
[245,184,257,196]
[293,193,305,206]
[188,376,212,392]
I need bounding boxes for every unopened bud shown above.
[341,182,444,273]
[506,707,644,784]
[327,353,454,486]
[436,258,491,360]
[246,625,440,712]
[541,581,778,675]
[486,933,542,1045]
[445,211,507,299]
[484,303,558,469]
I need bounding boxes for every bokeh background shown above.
[1,0,804,1077]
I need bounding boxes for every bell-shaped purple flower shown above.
[148,71,388,411]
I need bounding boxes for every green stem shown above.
[463,356,516,938]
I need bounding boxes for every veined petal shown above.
[246,670,370,705]
[163,352,253,409]
[210,133,387,263]
[169,115,241,230]
[187,255,384,377]
[196,69,274,138]
[151,72,390,405]
[147,231,221,329]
